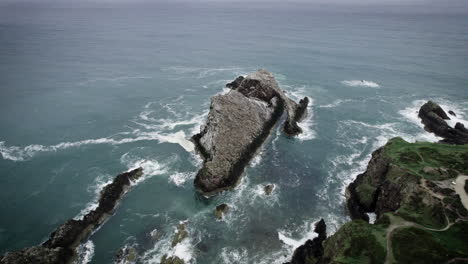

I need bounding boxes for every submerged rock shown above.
[171,223,188,247]
[264,184,275,195]
[214,203,229,219]
[161,255,184,264]
[418,100,468,144]
[1,168,143,264]
[448,110,456,117]
[192,70,309,194]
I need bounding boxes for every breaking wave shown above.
[74,240,95,264]
[341,80,380,88]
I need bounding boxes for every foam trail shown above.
[0,131,194,162]
[319,99,352,108]
[341,80,380,88]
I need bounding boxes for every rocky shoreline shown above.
[285,101,468,264]
[0,168,143,264]
[192,70,309,195]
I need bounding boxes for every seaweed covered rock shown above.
[193,70,309,194]
[418,101,468,145]
[1,168,143,264]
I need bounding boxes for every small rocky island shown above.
[286,101,468,264]
[192,70,309,195]
[0,168,144,264]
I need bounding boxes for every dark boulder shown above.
[418,101,468,145]
[226,76,244,89]
[285,219,327,264]
[448,110,456,117]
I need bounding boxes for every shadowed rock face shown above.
[418,100,468,145]
[192,70,309,195]
[1,168,143,264]
[285,219,327,264]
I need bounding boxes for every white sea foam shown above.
[168,172,194,186]
[297,98,316,141]
[74,240,95,264]
[0,130,194,162]
[278,220,319,250]
[141,221,197,264]
[120,153,169,184]
[319,99,352,108]
[163,66,245,79]
[341,80,380,88]
[220,247,248,264]
[79,75,152,86]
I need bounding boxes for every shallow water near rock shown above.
[0,2,467,263]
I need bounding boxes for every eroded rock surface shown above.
[1,168,143,264]
[418,100,468,145]
[193,70,309,194]
[287,137,468,264]
[285,219,327,264]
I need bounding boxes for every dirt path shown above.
[454,175,468,210]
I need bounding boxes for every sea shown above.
[0,1,467,263]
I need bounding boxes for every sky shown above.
[0,0,467,13]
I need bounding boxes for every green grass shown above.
[392,222,468,264]
[396,195,447,229]
[323,220,387,264]
[383,137,468,180]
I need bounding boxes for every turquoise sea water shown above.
[0,2,468,263]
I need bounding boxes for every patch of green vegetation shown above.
[428,221,468,256]
[396,195,446,229]
[383,137,468,180]
[374,213,391,228]
[465,179,468,195]
[443,195,468,220]
[392,227,451,264]
[392,223,468,264]
[323,220,386,264]
[355,183,377,210]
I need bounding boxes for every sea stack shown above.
[418,100,468,145]
[192,70,309,195]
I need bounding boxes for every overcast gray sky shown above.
[1,0,467,11]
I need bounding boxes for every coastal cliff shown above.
[286,101,468,264]
[0,168,143,264]
[192,70,309,195]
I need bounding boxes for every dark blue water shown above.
[1,2,467,263]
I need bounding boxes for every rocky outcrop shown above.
[264,184,275,195]
[285,219,327,264]
[1,168,143,264]
[192,70,309,194]
[214,204,229,219]
[289,136,468,264]
[418,101,468,145]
